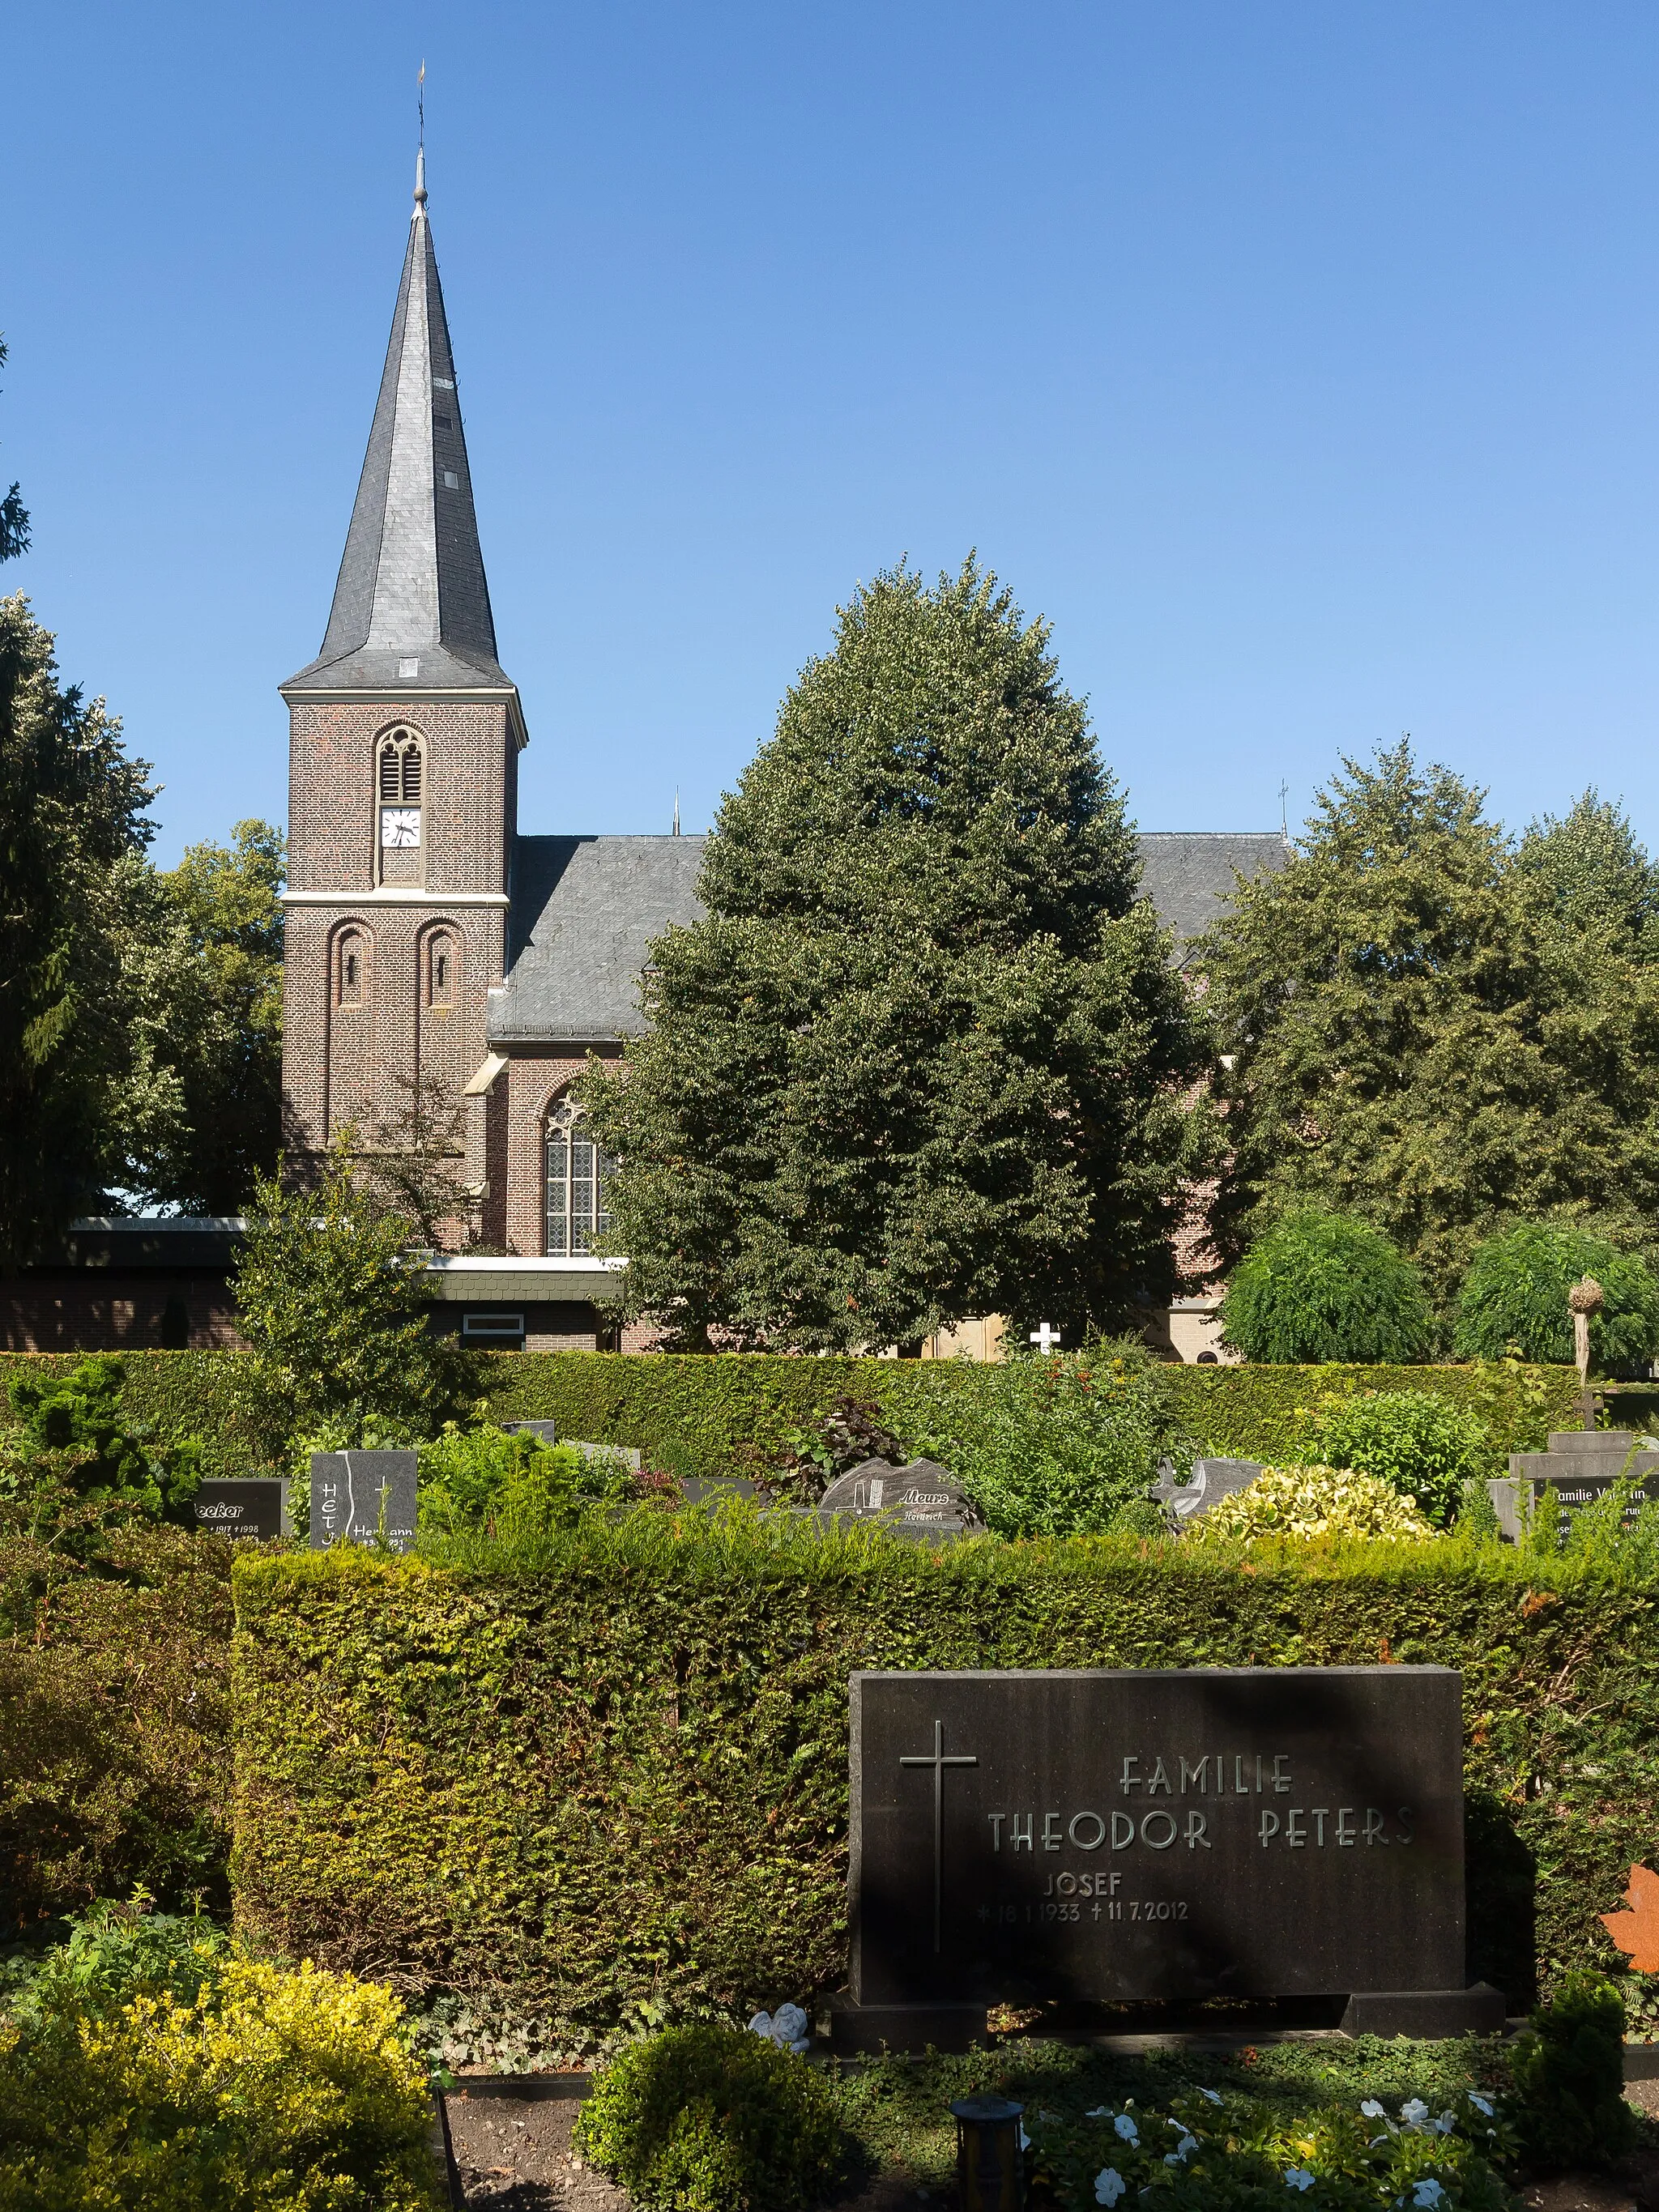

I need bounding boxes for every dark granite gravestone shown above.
[309,1451,418,1551]
[835,1667,1501,2052]
[192,1478,284,1541]
[820,1458,983,1536]
[1149,1459,1263,1524]
[1491,1430,1659,1541]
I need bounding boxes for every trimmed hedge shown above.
[0,1523,237,1930]
[231,1521,1659,2054]
[0,1349,1587,1481]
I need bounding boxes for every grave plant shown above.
[1292,1389,1492,1526]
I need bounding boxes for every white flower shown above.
[1095,2168,1127,2206]
[1086,2108,1111,2119]
[1175,2134,1197,2159]
[1115,2115,1140,2145]
[1285,2168,1316,2192]
[1434,2114,1456,2134]
[1412,2181,1445,2209]
[1200,2089,1223,2105]
[1468,2095,1493,2119]
[1019,2127,1031,2151]
[1360,2100,1387,2120]
[1400,2099,1430,2127]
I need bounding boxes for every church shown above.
[275,154,1286,1356]
[0,158,1283,1360]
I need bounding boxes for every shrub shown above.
[0,1945,442,2210]
[1507,1970,1636,2171]
[1189,1466,1436,1545]
[418,1422,638,1536]
[1028,2084,1513,2212]
[905,1339,1196,1538]
[1456,1222,1659,1370]
[1218,1211,1434,1364]
[0,1514,234,1930]
[574,2021,842,2212]
[232,1143,481,1455]
[0,1894,231,2031]
[1294,1391,1492,1527]
[2,1354,201,1526]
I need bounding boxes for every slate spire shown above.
[284,150,514,697]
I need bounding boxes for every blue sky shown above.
[6,2,1659,863]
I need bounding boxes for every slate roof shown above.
[1137,830,1289,963]
[489,837,709,1042]
[488,828,1288,1043]
[283,154,514,700]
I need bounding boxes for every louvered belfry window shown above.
[544,1100,616,1257]
[379,733,422,802]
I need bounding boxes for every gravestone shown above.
[834,1666,1503,2052]
[504,1421,642,1473]
[309,1451,418,1551]
[192,1477,284,1541]
[819,1458,983,1537]
[504,1420,559,1444]
[1490,1430,1659,1541]
[1149,1458,1263,1524]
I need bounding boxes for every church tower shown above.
[279,151,523,1187]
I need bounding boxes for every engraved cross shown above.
[900,1719,979,1954]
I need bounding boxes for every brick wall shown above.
[0,1274,245,1353]
[283,697,514,1155]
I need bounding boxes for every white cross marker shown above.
[1030,1321,1062,1354]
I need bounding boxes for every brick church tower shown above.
[279,148,523,1194]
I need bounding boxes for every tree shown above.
[0,334,28,564]
[119,821,286,1215]
[1455,1221,1659,1370]
[1517,789,1659,950]
[1196,742,1659,1302]
[582,559,1214,1349]
[1217,1208,1433,1363]
[0,599,165,1263]
[231,1144,480,1455]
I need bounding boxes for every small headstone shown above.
[1149,1458,1263,1524]
[820,1457,982,1536]
[565,1439,642,1473]
[192,1477,284,1541]
[503,1420,559,1444]
[309,1451,418,1552]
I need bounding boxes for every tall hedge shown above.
[0,1349,1587,1481]
[0,1521,236,1931]
[231,1523,1658,2054]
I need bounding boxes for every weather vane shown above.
[418,59,425,150]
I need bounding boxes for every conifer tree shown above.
[583,560,1213,1349]
[1198,743,1659,1299]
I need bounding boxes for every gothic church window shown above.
[544,1097,616,1257]
[378,731,423,861]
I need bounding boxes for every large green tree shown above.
[1197,743,1659,1300]
[582,559,1214,1350]
[0,598,164,1262]
[121,820,286,1215]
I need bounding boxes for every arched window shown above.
[337,929,366,1005]
[377,730,424,867]
[426,931,455,1007]
[544,1097,616,1256]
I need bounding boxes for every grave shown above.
[503,1421,642,1473]
[818,1457,983,1537]
[309,1450,418,1551]
[1490,1428,1659,1541]
[1149,1458,1263,1524]
[192,1477,285,1541]
[834,1666,1503,2052]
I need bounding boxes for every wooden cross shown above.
[899,1719,979,1954]
[1030,1321,1062,1354]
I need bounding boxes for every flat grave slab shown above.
[840,1666,1495,2049]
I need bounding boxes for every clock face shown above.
[381,807,421,850]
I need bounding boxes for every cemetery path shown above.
[444,2086,626,2212]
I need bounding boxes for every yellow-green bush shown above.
[1192,1465,1437,1545]
[0,1952,441,2211]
